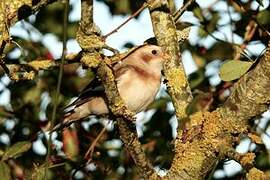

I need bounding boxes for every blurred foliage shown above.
[0,0,270,179]
[33,2,78,40]
[97,0,145,16]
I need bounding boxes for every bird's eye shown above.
[151,50,157,55]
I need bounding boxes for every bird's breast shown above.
[117,70,161,113]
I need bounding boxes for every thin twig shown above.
[45,0,69,178]
[103,3,148,39]
[234,20,257,60]
[254,19,270,37]
[173,0,195,22]
[84,126,106,163]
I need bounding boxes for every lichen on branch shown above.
[76,1,157,179]
[219,42,270,121]
[166,42,270,180]
[0,0,58,79]
[147,0,193,122]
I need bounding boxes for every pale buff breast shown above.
[117,70,161,113]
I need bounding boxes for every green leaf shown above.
[219,60,253,81]
[198,27,208,38]
[0,161,12,180]
[193,7,204,22]
[257,10,270,25]
[2,141,31,160]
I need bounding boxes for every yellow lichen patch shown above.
[22,71,35,80]
[9,72,19,81]
[189,111,204,126]
[65,53,79,61]
[246,168,267,180]
[170,141,216,179]
[240,153,255,168]
[0,5,4,32]
[202,111,223,139]
[9,71,35,81]
[2,0,32,20]
[8,64,20,72]
[81,53,101,68]
[76,33,105,50]
[248,133,263,144]
[166,68,187,92]
[174,102,187,120]
[28,60,54,71]
[176,27,190,43]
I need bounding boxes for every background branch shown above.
[45,0,69,178]
[173,0,195,22]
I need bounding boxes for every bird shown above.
[62,44,166,126]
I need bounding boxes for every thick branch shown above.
[117,119,158,179]
[76,1,156,178]
[80,0,94,35]
[97,61,156,178]
[167,111,225,179]
[0,53,82,80]
[96,61,135,119]
[147,0,193,122]
[246,168,267,179]
[218,42,270,121]
[167,42,270,179]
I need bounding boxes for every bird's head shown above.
[133,44,166,74]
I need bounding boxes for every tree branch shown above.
[116,119,158,179]
[0,54,82,81]
[45,0,69,178]
[166,42,270,179]
[97,61,157,178]
[0,40,9,74]
[147,0,193,123]
[218,42,270,121]
[76,1,156,178]
[173,0,195,22]
[246,168,267,179]
[0,0,57,78]
[146,0,270,179]
[103,3,148,39]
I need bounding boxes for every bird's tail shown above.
[52,102,92,132]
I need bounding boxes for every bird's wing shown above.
[63,77,105,113]
[113,63,133,80]
[63,59,133,113]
